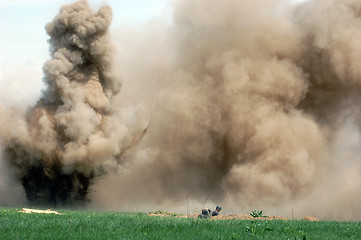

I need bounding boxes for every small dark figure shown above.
[212,205,222,216]
[198,208,212,219]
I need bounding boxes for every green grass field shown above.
[0,208,360,239]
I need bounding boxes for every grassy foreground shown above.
[0,208,360,239]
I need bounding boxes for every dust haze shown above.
[1,0,361,220]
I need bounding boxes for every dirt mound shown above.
[211,214,253,220]
[211,214,288,220]
[303,216,319,221]
[149,211,288,220]
[19,208,62,215]
[149,210,182,217]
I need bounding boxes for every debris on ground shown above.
[19,208,62,215]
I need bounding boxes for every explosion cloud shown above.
[0,0,145,205]
[1,0,361,220]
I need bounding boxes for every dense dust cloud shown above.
[1,0,361,220]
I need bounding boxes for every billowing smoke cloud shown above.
[93,0,326,207]
[1,0,361,220]
[0,0,146,205]
[92,0,361,219]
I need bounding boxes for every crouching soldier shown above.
[212,206,222,216]
[198,208,212,219]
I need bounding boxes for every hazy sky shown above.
[0,0,171,105]
[0,0,307,106]
[0,0,171,63]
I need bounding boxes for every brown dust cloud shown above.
[1,0,361,220]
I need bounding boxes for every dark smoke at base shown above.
[5,142,93,205]
[0,0,146,206]
[21,165,91,205]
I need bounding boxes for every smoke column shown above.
[1,0,361,220]
[0,0,145,205]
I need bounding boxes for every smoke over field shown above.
[0,1,146,205]
[1,0,361,220]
